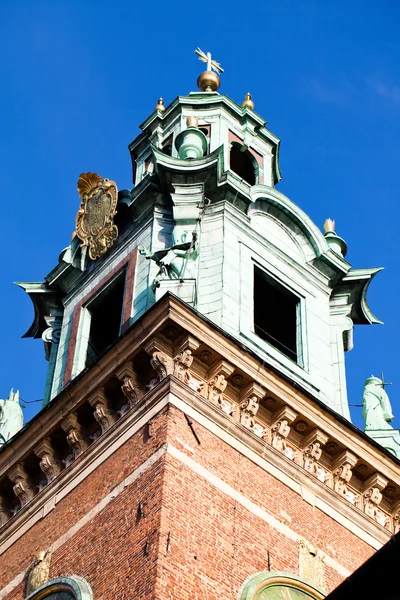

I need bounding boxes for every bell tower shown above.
[19,50,380,419]
[1,50,399,600]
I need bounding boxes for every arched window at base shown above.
[239,572,325,600]
[26,577,93,600]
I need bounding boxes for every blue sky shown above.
[0,1,399,427]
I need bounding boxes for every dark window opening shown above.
[230,143,257,185]
[254,266,299,362]
[199,125,211,138]
[161,135,173,156]
[86,272,126,366]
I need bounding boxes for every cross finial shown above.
[194,48,224,74]
[381,372,392,388]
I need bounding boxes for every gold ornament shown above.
[75,172,118,260]
[242,92,254,110]
[194,48,223,92]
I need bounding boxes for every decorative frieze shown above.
[362,473,388,524]
[8,464,35,507]
[88,390,116,434]
[34,439,61,484]
[271,406,297,452]
[239,383,265,429]
[332,450,358,495]
[207,360,235,409]
[302,429,329,479]
[61,413,89,458]
[116,362,144,410]
[173,336,200,382]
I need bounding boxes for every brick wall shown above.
[1,403,376,600]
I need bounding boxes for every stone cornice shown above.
[0,295,399,541]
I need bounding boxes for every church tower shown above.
[1,51,398,600]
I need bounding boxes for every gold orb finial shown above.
[323,218,336,233]
[242,92,254,110]
[155,98,165,112]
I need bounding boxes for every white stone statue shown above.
[0,389,24,446]
[362,376,394,430]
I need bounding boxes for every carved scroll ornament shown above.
[75,172,118,260]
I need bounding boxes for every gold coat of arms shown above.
[75,172,118,260]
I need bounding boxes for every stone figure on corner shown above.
[362,376,394,430]
[362,376,400,458]
[0,389,24,446]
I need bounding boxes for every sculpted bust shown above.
[0,389,23,446]
[362,376,394,431]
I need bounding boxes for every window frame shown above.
[73,268,127,376]
[239,572,325,600]
[26,577,93,600]
[239,243,309,376]
[229,141,259,185]
[253,264,301,364]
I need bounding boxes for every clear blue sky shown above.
[1,1,399,428]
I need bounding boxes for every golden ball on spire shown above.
[242,93,254,110]
[197,71,220,92]
[155,98,165,112]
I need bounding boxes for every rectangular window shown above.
[85,271,126,366]
[253,266,300,362]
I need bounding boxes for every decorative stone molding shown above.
[116,362,144,410]
[207,360,235,408]
[302,429,329,477]
[34,439,61,483]
[8,464,35,507]
[362,473,388,520]
[26,548,52,596]
[297,539,325,589]
[173,335,200,382]
[332,450,358,495]
[185,372,204,394]
[0,499,10,526]
[88,390,116,434]
[144,336,174,381]
[61,413,89,458]
[392,499,400,533]
[271,406,297,452]
[239,382,265,429]
[42,315,63,361]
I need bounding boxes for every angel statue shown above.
[362,376,394,431]
[139,231,198,290]
[0,389,24,446]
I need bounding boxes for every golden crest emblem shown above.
[75,172,118,260]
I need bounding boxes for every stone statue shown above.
[0,389,24,446]
[139,231,198,290]
[362,376,394,430]
[26,548,52,596]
